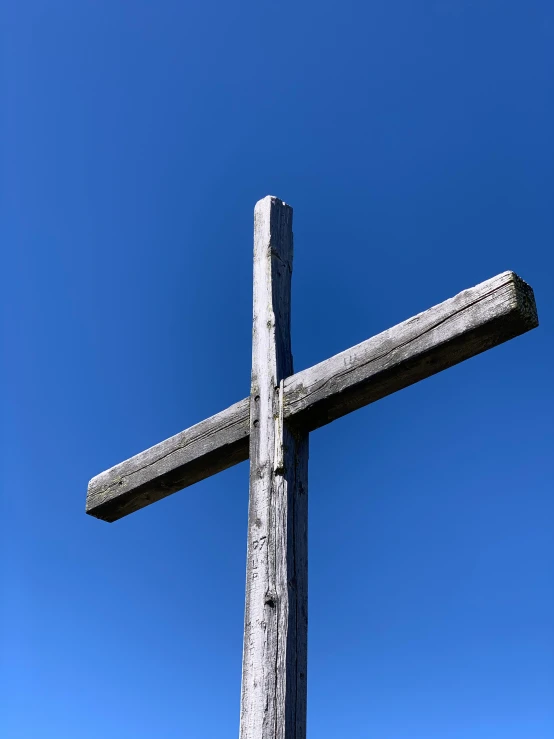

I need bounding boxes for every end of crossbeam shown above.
[505,270,539,332]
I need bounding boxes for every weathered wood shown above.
[86,270,537,522]
[284,270,538,431]
[86,398,250,523]
[239,197,308,739]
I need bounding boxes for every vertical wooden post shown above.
[239,197,309,739]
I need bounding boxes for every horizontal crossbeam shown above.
[87,271,537,522]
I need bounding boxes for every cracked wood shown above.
[86,398,250,523]
[86,270,537,523]
[239,196,308,739]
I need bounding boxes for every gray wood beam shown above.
[86,398,250,523]
[86,270,537,523]
[239,196,308,739]
[284,270,538,431]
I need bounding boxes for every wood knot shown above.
[264,592,277,608]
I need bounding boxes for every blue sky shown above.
[2,1,553,737]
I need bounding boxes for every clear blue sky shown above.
[2,2,553,737]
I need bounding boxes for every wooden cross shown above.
[86,196,538,739]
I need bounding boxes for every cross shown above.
[86,196,538,739]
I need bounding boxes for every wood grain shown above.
[86,270,537,522]
[86,398,250,523]
[239,196,308,739]
[284,270,538,431]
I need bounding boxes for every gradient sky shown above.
[2,2,553,737]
